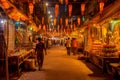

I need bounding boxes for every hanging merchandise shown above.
[65,18,68,26]
[43,25,46,31]
[99,1,104,14]
[42,17,44,24]
[48,17,50,24]
[81,3,85,15]
[39,24,42,30]
[60,18,62,25]
[58,25,60,32]
[59,0,63,4]
[54,18,57,26]
[43,2,46,14]
[1,2,10,9]
[29,3,34,14]
[77,17,81,25]
[65,0,69,5]
[68,4,72,17]
[0,0,6,3]
[55,4,59,17]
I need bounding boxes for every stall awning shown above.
[98,0,120,23]
[0,0,28,21]
[0,0,38,32]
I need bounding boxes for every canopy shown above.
[98,0,120,23]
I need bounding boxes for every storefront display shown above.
[82,0,120,74]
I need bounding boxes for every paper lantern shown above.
[99,2,104,14]
[2,2,10,9]
[77,17,81,25]
[39,24,42,30]
[68,4,72,17]
[59,0,63,4]
[42,17,44,24]
[43,25,46,31]
[65,18,68,26]
[65,0,68,5]
[43,3,46,14]
[0,0,6,3]
[60,18,62,25]
[81,3,85,15]
[54,18,57,26]
[55,4,59,17]
[29,3,34,14]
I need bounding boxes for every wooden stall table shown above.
[109,63,120,79]
[8,49,34,76]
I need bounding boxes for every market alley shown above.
[19,45,112,80]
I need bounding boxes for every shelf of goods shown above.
[89,42,119,73]
[8,49,34,75]
[102,44,118,57]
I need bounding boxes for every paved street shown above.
[19,45,113,80]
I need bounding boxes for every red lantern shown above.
[43,3,46,14]
[77,17,81,25]
[68,4,72,17]
[60,18,62,25]
[65,0,68,5]
[65,18,68,26]
[81,3,85,15]
[59,0,63,4]
[42,17,44,24]
[29,3,34,14]
[43,25,46,31]
[99,2,104,14]
[54,18,57,26]
[39,24,42,30]
[55,4,59,17]
[0,0,6,3]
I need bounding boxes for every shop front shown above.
[82,0,120,74]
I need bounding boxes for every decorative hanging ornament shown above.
[55,4,59,17]
[39,24,42,30]
[0,0,6,3]
[43,25,46,31]
[65,18,68,26]
[60,18,62,25]
[99,1,104,14]
[54,18,57,26]
[2,2,10,9]
[77,17,81,25]
[81,3,85,15]
[29,3,34,14]
[65,0,68,5]
[43,2,46,14]
[68,4,72,17]
[59,0,63,4]
[42,17,44,24]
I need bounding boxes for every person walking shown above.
[66,38,71,55]
[71,38,78,55]
[35,37,47,70]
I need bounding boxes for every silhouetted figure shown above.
[66,38,71,55]
[35,38,47,70]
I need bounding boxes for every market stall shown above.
[82,0,120,73]
[8,49,35,76]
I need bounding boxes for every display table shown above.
[88,53,119,73]
[8,49,34,75]
[109,63,120,79]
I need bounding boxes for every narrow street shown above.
[19,45,112,80]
